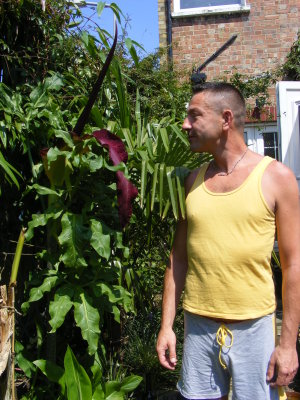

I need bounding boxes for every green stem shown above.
[9,227,26,286]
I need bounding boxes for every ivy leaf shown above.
[49,285,74,332]
[64,346,92,400]
[90,219,111,260]
[74,291,100,355]
[58,213,90,268]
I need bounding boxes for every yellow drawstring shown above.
[216,325,234,369]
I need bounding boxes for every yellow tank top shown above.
[184,156,276,319]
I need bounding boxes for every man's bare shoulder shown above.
[266,159,297,185]
[265,159,299,202]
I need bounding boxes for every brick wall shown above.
[158,0,168,49]
[158,0,300,107]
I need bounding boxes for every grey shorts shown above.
[177,312,285,400]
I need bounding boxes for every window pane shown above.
[180,0,241,9]
[262,131,279,160]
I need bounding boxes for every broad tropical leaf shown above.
[22,274,59,312]
[26,210,63,241]
[49,285,74,332]
[120,375,143,393]
[58,213,89,268]
[90,219,111,260]
[64,346,93,400]
[74,291,100,355]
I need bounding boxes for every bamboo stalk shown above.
[9,228,26,286]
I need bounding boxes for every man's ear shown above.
[222,110,234,129]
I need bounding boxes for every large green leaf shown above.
[64,346,92,400]
[49,285,74,332]
[28,86,49,108]
[22,275,59,312]
[74,291,100,355]
[58,213,90,268]
[105,391,124,400]
[120,375,143,393]
[93,283,133,316]
[105,381,123,400]
[26,210,63,241]
[90,219,111,260]
[44,74,64,91]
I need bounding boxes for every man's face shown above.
[182,92,224,154]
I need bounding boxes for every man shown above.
[156,82,300,400]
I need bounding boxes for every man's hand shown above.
[267,344,299,386]
[156,328,177,370]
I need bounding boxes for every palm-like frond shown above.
[114,90,210,220]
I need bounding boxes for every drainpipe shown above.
[166,0,173,61]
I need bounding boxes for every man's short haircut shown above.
[192,82,246,130]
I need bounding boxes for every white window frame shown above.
[172,0,250,18]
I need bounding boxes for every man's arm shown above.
[156,216,188,370]
[266,163,300,387]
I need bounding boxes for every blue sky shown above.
[79,1,159,55]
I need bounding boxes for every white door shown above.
[277,81,300,191]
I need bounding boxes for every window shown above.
[262,131,279,160]
[243,125,279,160]
[173,0,250,17]
[180,0,242,9]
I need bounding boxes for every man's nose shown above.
[182,117,191,131]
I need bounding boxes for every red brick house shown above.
[158,0,300,160]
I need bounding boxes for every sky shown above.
[79,1,159,55]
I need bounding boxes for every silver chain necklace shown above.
[212,148,249,176]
